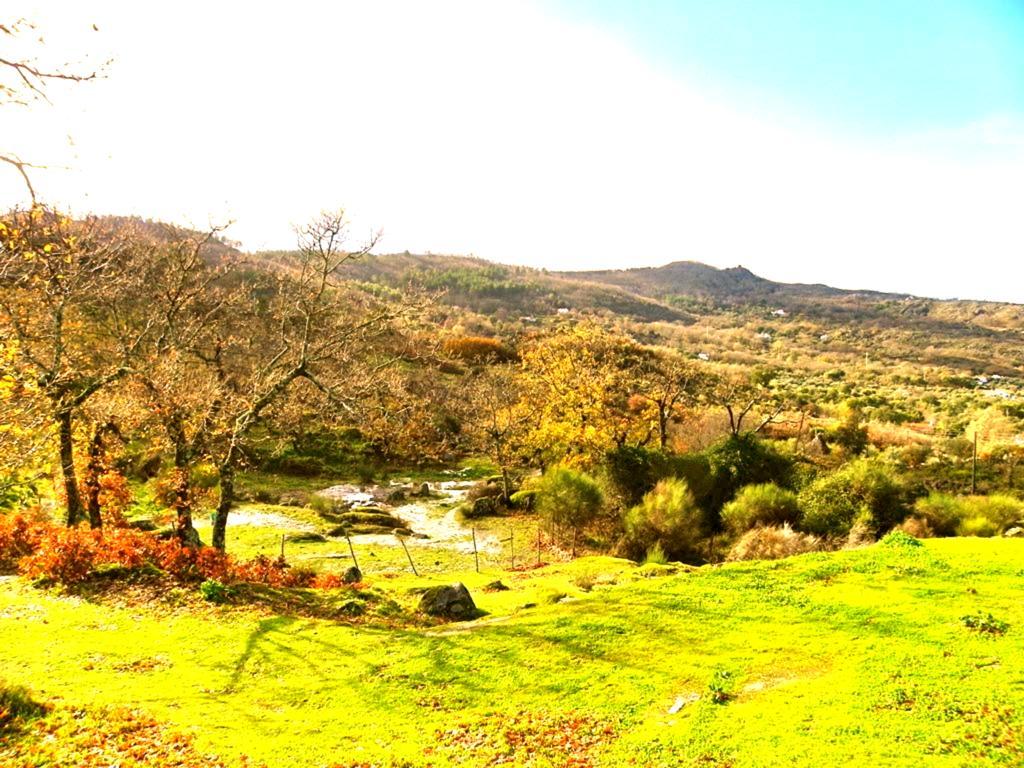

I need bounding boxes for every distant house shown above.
[556,307,571,315]
[757,332,772,341]
[697,352,710,361]
[771,309,788,317]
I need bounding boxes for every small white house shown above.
[771,309,788,317]
[697,352,710,361]
[556,307,571,315]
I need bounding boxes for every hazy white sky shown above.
[3,1,1023,301]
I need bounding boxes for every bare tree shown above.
[1,18,103,201]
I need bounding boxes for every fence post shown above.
[345,531,360,572]
[397,533,419,576]
[472,527,480,573]
[509,526,515,570]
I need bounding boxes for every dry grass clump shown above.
[727,524,823,562]
[896,516,936,539]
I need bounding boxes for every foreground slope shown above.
[1,538,1023,767]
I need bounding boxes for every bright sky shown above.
[3,1,1024,301]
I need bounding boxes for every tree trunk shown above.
[57,408,84,526]
[171,438,201,546]
[500,466,512,502]
[658,404,669,450]
[84,426,104,529]
[212,461,234,550]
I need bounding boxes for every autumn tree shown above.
[518,324,649,468]
[196,211,401,549]
[465,362,535,499]
[705,367,788,438]
[631,349,705,450]
[0,207,151,525]
[130,225,234,544]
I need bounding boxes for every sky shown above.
[3,1,1024,302]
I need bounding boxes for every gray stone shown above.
[342,566,362,583]
[418,582,478,620]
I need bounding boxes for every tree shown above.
[0,207,150,525]
[1,18,103,201]
[196,211,400,549]
[534,466,604,556]
[465,362,534,500]
[131,224,234,544]
[519,324,648,468]
[632,349,704,450]
[705,367,787,437]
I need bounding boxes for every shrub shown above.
[896,516,935,538]
[721,483,801,534]
[535,466,604,534]
[961,612,1009,635]
[20,527,99,584]
[622,478,706,563]
[0,514,44,572]
[915,493,1024,537]
[878,530,924,549]
[199,579,231,603]
[727,524,822,561]
[798,460,907,537]
[643,541,668,565]
[702,434,795,514]
[508,489,536,511]
[442,335,516,363]
[913,493,965,537]
[958,515,999,538]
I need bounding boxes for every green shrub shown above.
[535,466,604,536]
[798,460,906,537]
[508,489,536,510]
[913,493,965,536]
[726,524,821,561]
[702,434,795,514]
[199,579,231,603]
[879,530,923,549]
[622,478,707,563]
[603,446,713,509]
[961,612,1009,635]
[957,515,999,538]
[721,483,801,534]
[914,493,1024,537]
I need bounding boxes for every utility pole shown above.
[971,432,978,495]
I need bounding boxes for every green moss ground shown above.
[2,538,1023,767]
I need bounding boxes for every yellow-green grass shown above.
[2,538,1023,766]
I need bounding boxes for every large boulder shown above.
[418,583,478,621]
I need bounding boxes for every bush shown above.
[896,516,935,538]
[913,493,1024,537]
[798,460,907,537]
[199,579,231,603]
[535,466,604,534]
[913,493,965,537]
[721,483,801,534]
[702,434,795,514]
[622,478,706,563]
[958,515,999,538]
[727,524,822,561]
[0,514,44,572]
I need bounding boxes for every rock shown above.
[416,482,431,497]
[1004,527,1024,538]
[127,518,157,532]
[278,491,308,507]
[337,599,365,616]
[466,496,497,518]
[386,488,408,504]
[342,566,362,584]
[285,531,328,543]
[483,580,509,592]
[418,583,478,620]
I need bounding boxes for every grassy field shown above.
[1,537,1023,767]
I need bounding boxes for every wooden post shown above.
[345,532,359,571]
[397,534,418,577]
[279,534,285,561]
[972,432,978,495]
[509,526,515,570]
[472,527,480,573]
[536,523,541,567]
[571,527,577,559]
